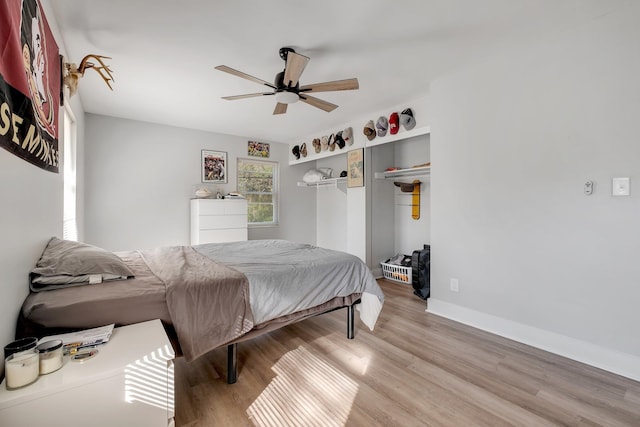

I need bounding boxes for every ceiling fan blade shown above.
[215,65,276,89]
[299,94,338,112]
[299,78,359,93]
[273,103,288,115]
[283,52,310,88]
[222,92,274,100]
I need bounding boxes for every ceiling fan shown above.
[215,47,359,115]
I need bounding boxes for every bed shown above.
[18,238,384,383]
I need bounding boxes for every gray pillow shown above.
[30,237,134,291]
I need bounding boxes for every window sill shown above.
[248,223,279,229]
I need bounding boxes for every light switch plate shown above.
[612,177,630,196]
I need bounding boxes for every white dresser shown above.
[0,319,175,427]
[190,198,248,245]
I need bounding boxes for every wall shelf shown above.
[374,165,431,180]
[297,177,347,188]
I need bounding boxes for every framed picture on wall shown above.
[347,148,364,188]
[201,150,227,183]
[248,141,270,158]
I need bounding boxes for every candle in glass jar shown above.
[5,352,39,389]
[36,340,63,374]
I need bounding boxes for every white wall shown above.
[315,155,348,252]
[0,0,85,376]
[429,2,640,379]
[84,114,314,251]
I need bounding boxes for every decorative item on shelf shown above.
[320,135,329,151]
[340,170,347,177]
[363,120,376,141]
[400,108,416,130]
[312,138,321,153]
[376,116,388,137]
[292,144,300,159]
[195,188,212,198]
[389,112,400,135]
[201,150,227,183]
[225,192,245,199]
[63,54,114,97]
[328,133,336,151]
[347,148,364,188]
[335,131,346,149]
[343,127,353,145]
[300,142,308,157]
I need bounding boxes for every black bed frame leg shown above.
[347,304,355,339]
[227,343,237,384]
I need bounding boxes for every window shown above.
[62,105,77,241]
[237,158,278,225]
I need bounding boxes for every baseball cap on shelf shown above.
[300,142,307,157]
[292,145,300,159]
[335,131,345,149]
[376,116,388,137]
[389,112,399,135]
[343,127,353,145]
[312,138,321,153]
[363,120,376,141]
[320,135,329,151]
[328,133,336,151]
[400,108,416,130]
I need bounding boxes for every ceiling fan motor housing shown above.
[279,47,296,61]
[274,71,299,91]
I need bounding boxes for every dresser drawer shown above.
[195,199,247,215]
[199,228,248,244]
[198,214,247,230]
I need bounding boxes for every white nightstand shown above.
[0,319,175,427]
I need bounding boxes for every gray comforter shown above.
[194,240,384,325]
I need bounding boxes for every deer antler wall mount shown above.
[63,54,114,97]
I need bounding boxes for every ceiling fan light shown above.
[275,91,299,104]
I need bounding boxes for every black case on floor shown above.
[411,244,430,300]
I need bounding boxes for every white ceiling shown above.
[48,0,617,143]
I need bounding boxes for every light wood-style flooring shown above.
[175,279,640,426]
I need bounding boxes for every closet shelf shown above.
[374,165,431,180]
[297,177,347,188]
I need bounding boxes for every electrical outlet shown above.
[450,278,459,292]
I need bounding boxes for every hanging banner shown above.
[0,0,61,173]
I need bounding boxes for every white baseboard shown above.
[427,298,640,382]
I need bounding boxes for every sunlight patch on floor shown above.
[247,346,358,427]
[124,345,175,412]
